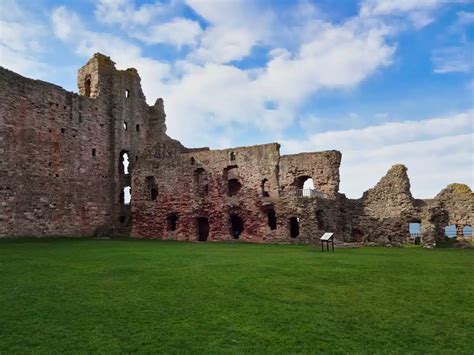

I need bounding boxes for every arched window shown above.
[119,151,130,175]
[444,224,456,239]
[230,151,236,161]
[190,157,195,165]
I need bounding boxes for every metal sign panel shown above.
[320,232,334,240]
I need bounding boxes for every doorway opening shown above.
[197,217,209,242]
[289,217,299,238]
[230,214,244,239]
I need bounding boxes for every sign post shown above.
[320,232,334,252]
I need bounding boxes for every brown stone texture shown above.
[1,53,472,247]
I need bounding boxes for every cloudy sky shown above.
[1,0,473,198]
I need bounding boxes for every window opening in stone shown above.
[289,217,299,238]
[123,186,131,205]
[230,151,236,161]
[190,157,195,165]
[408,221,421,244]
[119,151,130,174]
[230,214,244,239]
[194,168,208,196]
[302,177,314,197]
[316,210,325,230]
[261,178,270,197]
[197,217,209,242]
[146,176,158,201]
[268,209,277,230]
[167,214,178,231]
[228,178,241,196]
[92,148,96,157]
[61,128,65,133]
[125,89,130,98]
[136,124,140,132]
[123,122,128,131]
[463,225,472,238]
[118,216,126,223]
[84,74,91,97]
[444,224,456,239]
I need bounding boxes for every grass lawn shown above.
[0,239,472,354]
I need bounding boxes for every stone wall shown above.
[1,53,471,247]
[0,53,174,237]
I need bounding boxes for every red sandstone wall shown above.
[0,53,174,237]
[0,67,112,236]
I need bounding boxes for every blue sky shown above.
[1,0,473,198]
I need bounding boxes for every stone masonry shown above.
[1,54,472,247]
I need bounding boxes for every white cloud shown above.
[359,0,466,28]
[52,6,171,100]
[432,45,473,73]
[185,0,273,64]
[457,11,474,26]
[280,110,474,198]
[94,0,173,28]
[134,17,202,47]
[0,0,48,77]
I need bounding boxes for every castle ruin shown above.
[1,54,472,247]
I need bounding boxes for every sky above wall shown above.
[1,0,473,198]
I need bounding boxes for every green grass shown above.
[0,239,472,354]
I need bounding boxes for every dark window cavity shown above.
[268,209,277,230]
[146,176,158,201]
[197,217,209,242]
[228,178,241,196]
[167,214,178,231]
[84,74,91,97]
[289,217,299,238]
[230,214,244,239]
